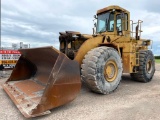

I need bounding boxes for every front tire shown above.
[81,47,123,94]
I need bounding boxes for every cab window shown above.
[116,14,122,31]
[107,13,114,32]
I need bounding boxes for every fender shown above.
[74,36,121,65]
[74,36,104,64]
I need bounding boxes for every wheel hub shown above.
[104,60,118,82]
[146,60,152,74]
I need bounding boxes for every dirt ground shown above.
[0,64,160,120]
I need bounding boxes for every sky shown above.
[1,0,160,55]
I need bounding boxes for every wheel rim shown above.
[104,60,118,82]
[146,60,152,74]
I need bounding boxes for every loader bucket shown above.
[2,46,81,118]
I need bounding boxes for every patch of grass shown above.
[155,59,160,63]
[155,56,160,59]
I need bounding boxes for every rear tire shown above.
[130,50,155,82]
[81,47,123,94]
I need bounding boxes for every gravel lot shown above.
[0,64,160,120]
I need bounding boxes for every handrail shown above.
[130,20,143,40]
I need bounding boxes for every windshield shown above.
[96,12,110,33]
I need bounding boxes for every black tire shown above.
[81,47,123,94]
[130,50,155,82]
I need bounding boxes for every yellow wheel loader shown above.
[3,5,155,118]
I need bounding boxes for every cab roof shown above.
[97,5,130,15]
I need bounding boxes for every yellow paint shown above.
[0,60,18,64]
[68,5,151,73]
[74,36,103,64]
[104,60,118,82]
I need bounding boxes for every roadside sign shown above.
[0,50,21,69]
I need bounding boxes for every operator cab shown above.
[95,5,130,36]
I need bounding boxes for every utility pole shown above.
[0,37,1,50]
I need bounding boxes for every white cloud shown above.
[1,0,160,55]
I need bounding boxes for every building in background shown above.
[1,42,30,50]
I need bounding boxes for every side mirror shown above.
[93,15,97,19]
